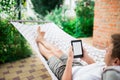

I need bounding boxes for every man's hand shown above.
[81,48,95,64]
[68,47,73,63]
[62,47,73,80]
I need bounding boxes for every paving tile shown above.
[32,67,41,71]
[13,76,20,80]
[19,65,24,68]
[24,58,32,62]
[45,78,52,80]
[31,60,37,63]
[20,60,26,63]
[0,68,8,74]
[27,75,35,80]
[44,72,51,77]
[21,66,31,72]
[11,62,22,67]
[30,64,36,67]
[34,64,43,68]
[4,73,17,80]
[36,64,44,69]
[0,73,4,78]
[29,69,35,73]
[0,77,5,80]
[32,77,43,80]
[1,63,12,68]
[9,67,20,73]
[40,74,49,79]
[0,55,52,80]
[3,70,9,75]
[41,68,47,72]
[7,65,13,69]
[18,72,31,79]
[16,70,22,74]
[31,70,43,77]
[20,78,28,80]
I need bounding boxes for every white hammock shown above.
[11,22,105,80]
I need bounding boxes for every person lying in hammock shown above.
[36,27,120,80]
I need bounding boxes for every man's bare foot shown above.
[36,27,45,43]
[37,26,41,33]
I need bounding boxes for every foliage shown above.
[45,7,77,37]
[0,18,32,63]
[0,0,16,18]
[45,1,94,38]
[0,0,32,64]
[62,19,76,37]
[0,0,27,19]
[31,0,63,16]
[45,7,64,27]
[75,0,94,37]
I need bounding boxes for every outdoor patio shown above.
[0,0,120,80]
[0,53,51,80]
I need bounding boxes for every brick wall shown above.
[93,0,120,49]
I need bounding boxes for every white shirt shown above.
[72,62,105,80]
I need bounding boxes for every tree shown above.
[0,0,32,63]
[0,0,16,17]
[75,0,95,37]
[31,0,63,16]
[0,0,26,19]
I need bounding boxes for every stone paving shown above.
[0,54,51,80]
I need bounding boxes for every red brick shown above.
[93,0,120,49]
[110,0,118,3]
[101,0,110,3]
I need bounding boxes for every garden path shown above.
[0,52,51,80]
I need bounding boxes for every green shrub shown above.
[45,7,80,37]
[0,0,32,64]
[75,0,94,37]
[31,0,63,16]
[62,19,76,36]
[0,18,32,63]
[45,7,76,35]
[45,7,64,27]
[45,1,94,38]
[0,0,16,16]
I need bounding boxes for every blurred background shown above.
[0,0,94,63]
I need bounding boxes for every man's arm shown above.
[81,48,95,64]
[62,48,95,80]
[62,48,73,80]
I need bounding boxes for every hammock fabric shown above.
[11,22,105,80]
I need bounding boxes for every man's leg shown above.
[40,40,64,58]
[37,42,54,60]
[38,38,68,64]
[36,27,64,58]
[37,42,66,80]
[36,27,66,80]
